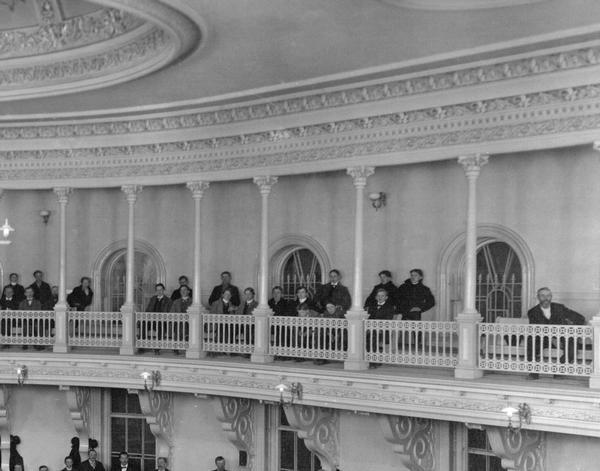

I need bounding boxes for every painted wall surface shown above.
[0,146,599,318]
[8,386,77,471]
[545,432,600,471]
[171,395,239,471]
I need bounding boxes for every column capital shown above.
[253,176,278,195]
[53,187,72,204]
[458,154,489,178]
[347,166,375,188]
[121,184,142,203]
[186,181,210,199]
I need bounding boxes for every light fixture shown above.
[140,371,160,391]
[368,192,386,211]
[0,218,14,245]
[16,365,27,386]
[502,403,531,432]
[39,210,51,225]
[275,382,302,405]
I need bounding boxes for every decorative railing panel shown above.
[479,323,593,376]
[364,320,458,367]
[136,312,189,350]
[0,310,55,346]
[269,316,348,360]
[68,311,122,347]
[202,314,255,354]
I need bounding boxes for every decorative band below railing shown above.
[202,313,255,354]
[136,312,189,350]
[269,316,348,360]
[0,310,55,346]
[479,323,594,376]
[364,320,458,367]
[68,311,122,347]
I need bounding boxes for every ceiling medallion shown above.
[382,0,548,10]
[0,0,203,101]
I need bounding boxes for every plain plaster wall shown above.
[1,145,599,318]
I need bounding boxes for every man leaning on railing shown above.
[527,287,585,380]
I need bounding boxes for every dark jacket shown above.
[208,284,240,307]
[67,286,94,311]
[527,302,585,325]
[317,283,351,313]
[0,296,19,310]
[397,279,435,318]
[269,297,292,316]
[238,299,258,315]
[80,461,105,471]
[18,299,42,311]
[210,298,238,314]
[364,281,399,309]
[367,300,397,320]
[29,281,52,306]
[3,284,25,303]
[145,295,173,313]
[170,286,193,302]
[170,297,193,313]
[294,297,319,317]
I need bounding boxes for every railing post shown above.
[455,154,488,379]
[186,181,210,359]
[344,166,374,371]
[120,185,142,355]
[53,187,72,353]
[589,316,600,388]
[251,176,278,363]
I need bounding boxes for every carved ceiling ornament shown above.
[379,415,435,471]
[64,386,92,453]
[282,405,340,471]
[212,396,255,469]
[486,426,545,471]
[137,390,174,463]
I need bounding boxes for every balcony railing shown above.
[364,320,458,367]
[0,310,55,347]
[68,311,122,348]
[136,311,189,351]
[269,316,348,361]
[203,313,255,354]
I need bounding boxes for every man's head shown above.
[296,286,308,300]
[33,270,44,282]
[180,285,190,299]
[375,289,388,304]
[3,286,13,298]
[222,288,232,302]
[119,452,129,466]
[329,269,341,284]
[81,277,91,289]
[156,457,167,469]
[220,271,232,285]
[9,273,18,283]
[51,285,59,297]
[214,456,226,470]
[325,302,337,316]
[178,276,189,287]
[378,270,392,284]
[155,283,165,296]
[39,465,49,471]
[410,269,424,284]
[88,449,97,461]
[24,286,34,300]
[537,287,552,308]
[244,287,255,302]
[272,286,282,301]
[64,457,74,469]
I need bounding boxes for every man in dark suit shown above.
[268,286,292,316]
[170,275,193,302]
[397,269,435,320]
[117,452,138,471]
[60,456,75,471]
[317,269,351,314]
[1,286,19,310]
[29,270,52,308]
[364,270,399,311]
[146,283,173,313]
[67,277,94,311]
[80,449,105,471]
[211,456,228,471]
[208,271,240,307]
[527,287,584,379]
[3,273,25,303]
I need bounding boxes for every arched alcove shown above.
[437,224,535,321]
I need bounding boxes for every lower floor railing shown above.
[479,322,594,376]
[203,313,255,354]
[269,316,348,361]
[364,320,458,367]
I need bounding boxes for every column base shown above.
[120,304,136,356]
[53,304,69,353]
[589,376,600,389]
[251,353,274,363]
[53,344,69,354]
[186,304,207,359]
[454,367,484,380]
[344,359,369,371]
[251,305,274,364]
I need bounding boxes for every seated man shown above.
[317,269,351,314]
[144,283,173,355]
[170,275,193,301]
[527,287,585,380]
[397,269,435,320]
[364,270,399,310]
[268,286,291,316]
[366,289,397,368]
[19,286,42,349]
[169,285,192,355]
[237,287,258,315]
[208,271,240,307]
[0,286,19,310]
[3,273,25,303]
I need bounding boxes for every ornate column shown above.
[120,185,142,355]
[186,181,210,359]
[251,176,277,364]
[455,154,488,379]
[344,166,374,371]
[590,141,600,388]
[486,427,545,471]
[53,187,72,353]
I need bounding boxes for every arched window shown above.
[92,240,166,312]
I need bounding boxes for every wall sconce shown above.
[0,218,14,245]
[502,403,531,432]
[368,192,386,211]
[140,371,160,391]
[276,382,302,405]
[16,365,27,386]
[39,210,51,225]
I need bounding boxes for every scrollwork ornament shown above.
[380,415,436,471]
[137,391,174,464]
[212,397,255,470]
[486,426,545,471]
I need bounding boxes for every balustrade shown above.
[202,314,255,354]
[136,312,189,351]
[0,310,55,347]
[68,311,122,348]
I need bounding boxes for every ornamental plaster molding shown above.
[1,41,600,136]
[283,405,340,471]
[137,390,174,462]
[212,396,255,470]
[486,426,545,471]
[64,386,91,453]
[379,415,435,471]
[0,386,10,471]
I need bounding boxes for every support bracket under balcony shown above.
[63,386,92,454]
[136,390,174,463]
[212,396,255,470]
[379,414,436,471]
[486,426,545,471]
[0,386,10,471]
